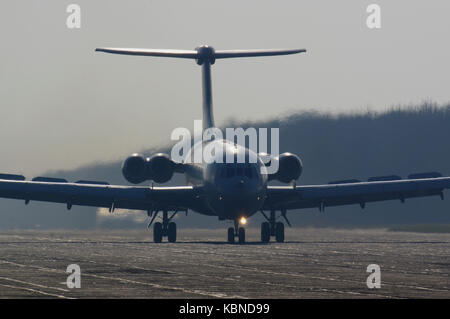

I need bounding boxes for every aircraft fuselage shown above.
[183,139,268,221]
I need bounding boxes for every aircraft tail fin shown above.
[95,45,306,130]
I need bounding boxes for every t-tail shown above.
[95,45,306,130]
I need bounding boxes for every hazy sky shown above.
[1,1,449,176]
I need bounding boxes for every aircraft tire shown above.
[153,222,163,243]
[238,227,246,244]
[275,222,285,243]
[227,227,235,244]
[261,222,270,243]
[168,222,177,243]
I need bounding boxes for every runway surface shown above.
[0,228,449,298]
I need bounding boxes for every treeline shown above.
[1,102,449,228]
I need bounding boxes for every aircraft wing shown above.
[264,177,450,211]
[0,176,203,212]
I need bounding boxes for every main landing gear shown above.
[148,210,178,243]
[260,209,290,243]
[227,219,246,244]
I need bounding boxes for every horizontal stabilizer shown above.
[215,48,306,59]
[95,46,306,64]
[95,48,198,59]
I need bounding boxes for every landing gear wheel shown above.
[238,227,246,244]
[153,222,163,243]
[227,227,235,244]
[168,222,177,243]
[261,222,270,243]
[275,222,285,243]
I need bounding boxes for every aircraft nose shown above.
[208,175,266,219]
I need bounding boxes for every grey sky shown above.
[0,0,449,176]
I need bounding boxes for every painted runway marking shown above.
[0,259,241,298]
[0,282,71,299]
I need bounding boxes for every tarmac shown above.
[0,228,449,298]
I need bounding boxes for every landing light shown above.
[239,217,247,225]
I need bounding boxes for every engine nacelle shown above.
[147,153,175,183]
[122,153,149,184]
[270,152,303,183]
[122,153,175,184]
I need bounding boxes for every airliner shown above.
[0,45,449,244]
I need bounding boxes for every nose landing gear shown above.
[238,227,246,244]
[227,227,235,244]
[227,219,246,244]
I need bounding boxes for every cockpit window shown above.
[218,165,258,179]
